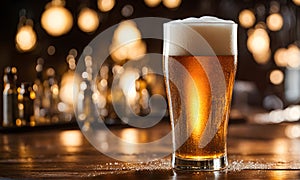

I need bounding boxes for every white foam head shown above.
[163,16,237,56]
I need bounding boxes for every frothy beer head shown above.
[163,16,237,56]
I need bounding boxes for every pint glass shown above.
[163,16,237,171]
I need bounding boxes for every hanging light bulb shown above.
[144,0,161,7]
[15,11,37,52]
[41,0,73,36]
[292,0,300,6]
[162,0,181,9]
[97,0,115,12]
[78,8,100,33]
[110,20,146,63]
[15,24,37,52]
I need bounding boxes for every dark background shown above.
[0,0,299,114]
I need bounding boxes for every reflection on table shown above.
[1,119,300,179]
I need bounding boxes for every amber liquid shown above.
[164,55,236,161]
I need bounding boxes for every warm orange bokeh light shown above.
[293,0,300,6]
[78,8,100,33]
[144,0,161,7]
[239,9,256,28]
[274,48,287,67]
[41,5,73,36]
[119,68,139,105]
[60,71,81,106]
[247,26,271,64]
[15,25,37,52]
[162,0,181,9]
[274,45,300,68]
[110,20,146,63]
[285,124,300,139]
[252,49,271,64]
[247,28,270,54]
[266,13,283,31]
[97,0,115,12]
[60,130,83,147]
[286,45,300,68]
[270,69,284,85]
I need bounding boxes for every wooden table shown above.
[1,121,300,179]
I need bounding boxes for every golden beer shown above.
[163,17,237,170]
[167,55,236,158]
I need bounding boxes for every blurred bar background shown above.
[0,0,300,129]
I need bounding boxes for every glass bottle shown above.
[33,58,44,124]
[59,55,80,122]
[18,82,35,126]
[3,66,18,127]
[76,56,102,130]
[43,68,60,123]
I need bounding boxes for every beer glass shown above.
[163,16,237,171]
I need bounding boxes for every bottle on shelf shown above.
[42,68,60,123]
[33,58,45,124]
[2,66,18,127]
[76,56,103,130]
[18,82,35,126]
[59,54,80,122]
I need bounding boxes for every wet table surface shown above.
[1,121,300,179]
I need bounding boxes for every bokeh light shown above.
[256,3,266,17]
[266,13,283,31]
[293,0,300,6]
[119,68,140,105]
[15,25,37,52]
[47,45,56,55]
[254,105,300,124]
[270,1,280,13]
[269,69,284,85]
[252,49,271,64]
[60,71,81,106]
[285,124,300,139]
[162,0,181,9]
[113,21,141,45]
[284,106,300,122]
[77,8,100,33]
[247,28,269,54]
[144,0,161,7]
[41,2,73,36]
[110,20,146,63]
[60,130,83,147]
[121,4,134,17]
[247,26,271,64]
[239,9,256,28]
[274,48,287,67]
[69,48,78,58]
[274,45,300,68]
[97,0,115,12]
[262,95,284,111]
[286,44,300,68]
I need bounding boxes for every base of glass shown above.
[173,155,228,171]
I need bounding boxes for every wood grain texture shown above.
[1,122,300,179]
